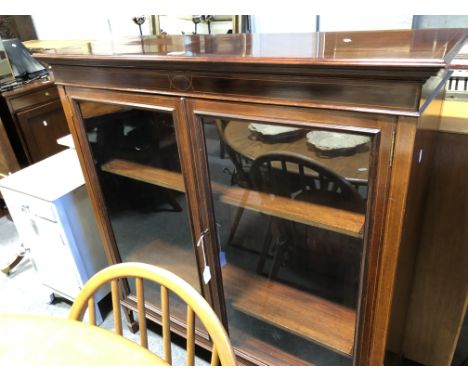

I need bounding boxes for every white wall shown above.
[413,15,468,29]
[252,15,317,33]
[32,15,233,39]
[32,14,417,39]
[107,16,152,37]
[251,15,413,33]
[318,15,413,31]
[32,15,152,40]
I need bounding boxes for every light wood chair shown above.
[68,262,236,366]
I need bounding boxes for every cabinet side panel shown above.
[402,131,468,365]
[386,90,444,361]
[367,116,417,364]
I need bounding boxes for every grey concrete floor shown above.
[0,215,208,366]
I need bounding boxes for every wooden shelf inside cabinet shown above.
[219,187,365,238]
[223,265,356,357]
[236,336,312,365]
[101,159,185,192]
[93,156,359,361]
[101,159,365,238]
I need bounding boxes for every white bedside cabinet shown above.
[0,149,109,323]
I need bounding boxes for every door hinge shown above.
[389,129,397,167]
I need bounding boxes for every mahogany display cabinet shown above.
[35,29,467,366]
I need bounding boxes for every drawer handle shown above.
[44,92,50,96]
[43,120,48,126]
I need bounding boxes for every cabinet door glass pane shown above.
[202,118,372,365]
[77,101,200,323]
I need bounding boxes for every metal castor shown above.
[47,292,57,305]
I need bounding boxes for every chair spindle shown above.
[186,306,195,366]
[299,164,306,188]
[161,285,172,364]
[211,346,220,366]
[87,296,96,325]
[69,263,236,365]
[111,279,122,335]
[136,277,148,348]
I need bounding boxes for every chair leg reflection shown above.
[228,206,245,244]
[256,217,274,275]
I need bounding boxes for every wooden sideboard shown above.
[0,80,69,168]
[35,30,468,366]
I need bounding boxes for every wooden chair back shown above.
[250,151,365,213]
[250,152,366,279]
[68,262,236,366]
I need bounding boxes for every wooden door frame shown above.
[57,85,218,345]
[185,98,397,365]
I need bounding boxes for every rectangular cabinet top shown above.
[34,29,467,69]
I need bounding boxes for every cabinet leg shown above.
[1,251,25,275]
[117,277,139,333]
[123,306,139,333]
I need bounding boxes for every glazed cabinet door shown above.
[63,88,211,340]
[186,99,395,365]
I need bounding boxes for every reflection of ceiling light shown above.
[343,38,352,43]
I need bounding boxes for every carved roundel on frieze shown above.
[168,72,193,91]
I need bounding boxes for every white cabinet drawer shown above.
[17,195,57,223]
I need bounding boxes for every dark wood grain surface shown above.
[386,88,445,362]
[219,186,365,238]
[36,30,468,118]
[222,265,356,357]
[0,80,68,166]
[34,30,467,68]
[402,132,468,365]
[1,80,55,101]
[15,100,69,163]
